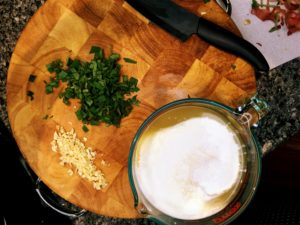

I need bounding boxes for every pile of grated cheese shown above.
[51,126,108,190]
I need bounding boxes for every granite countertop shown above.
[1,0,299,224]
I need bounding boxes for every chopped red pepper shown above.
[251,0,300,35]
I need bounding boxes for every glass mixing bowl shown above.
[128,97,269,225]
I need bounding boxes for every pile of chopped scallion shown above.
[45,46,139,131]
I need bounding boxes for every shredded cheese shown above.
[51,126,108,190]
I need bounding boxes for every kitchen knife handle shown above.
[196,18,269,75]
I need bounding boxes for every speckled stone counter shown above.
[0,0,299,224]
[256,60,300,150]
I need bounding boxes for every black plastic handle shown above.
[197,17,269,75]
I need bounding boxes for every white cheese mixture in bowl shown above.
[136,115,243,220]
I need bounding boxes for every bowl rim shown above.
[127,98,262,224]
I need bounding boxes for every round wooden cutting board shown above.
[7,0,256,218]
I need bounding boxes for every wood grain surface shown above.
[6,0,256,218]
